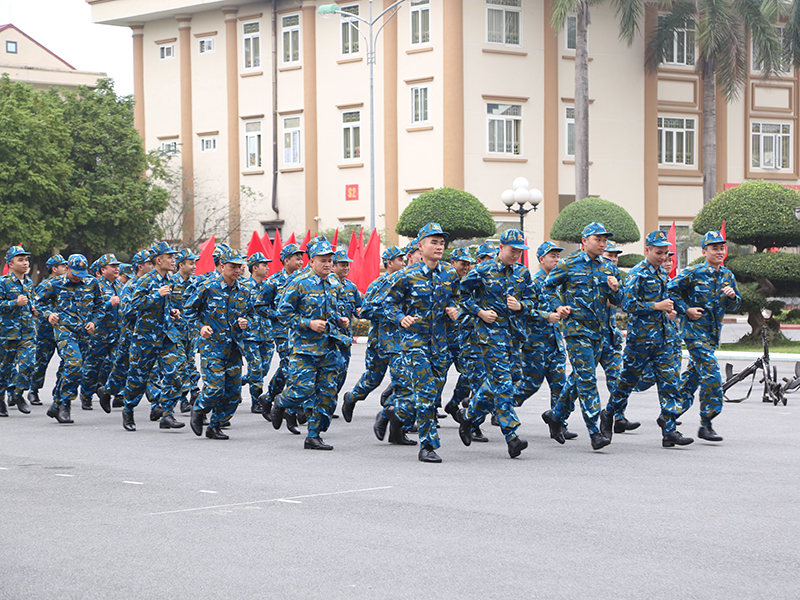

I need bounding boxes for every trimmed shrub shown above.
[617,253,645,268]
[396,187,496,242]
[550,197,640,244]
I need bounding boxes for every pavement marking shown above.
[147,485,394,517]
[0,467,8,470]
[199,490,217,494]
[55,474,73,477]
[123,481,144,485]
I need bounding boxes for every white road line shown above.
[276,499,302,504]
[55,474,73,477]
[0,467,8,470]
[199,490,217,494]
[147,485,394,516]
[123,481,144,485]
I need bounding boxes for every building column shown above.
[715,91,728,194]
[224,7,241,249]
[301,1,319,234]
[177,15,195,245]
[542,0,559,239]
[130,23,145,143]
[643,3,659,234]
[383,0,398,244]
[442,0,464,189]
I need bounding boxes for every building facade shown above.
[89,0,800,257]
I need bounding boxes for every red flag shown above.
[346,229,358,260]
[246,231,266,257]
[357,226,364,254]
[298,229,311,268]
[261,231,273,256]
[523,237,529,267]
[667,221,677,278]
[358,229,380,293]
[721,220,727,266]
[346,229,361,289]
[286,232,297,245]
[268,230,283,276]
[196,235,215,275]
[331,228,339,249]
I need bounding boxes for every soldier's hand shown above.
[506,296,521,311]
[237,317,248,330]
[400,315,418,328]
[170,309,180,320]
[445,306,459,321]
[85,322,96,335]
[654,299,674,312]
[607,276,619,292]
[200,325,213,339]
[158,285,171,297]
[355,308,361,318]
[548,312,560,324]
[48,313,60,325]
[721,286,736,299]
[339,317,350,329]
[110,295,120,306]
[31,307,39,318]
[309,319,327,333]
[556,306,571,319]
[15,294,28,306]
[686,307,704,321]
[478,309,497,324]
[667,310,677,321]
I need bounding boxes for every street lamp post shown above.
[319,1,408,231]
[501,177,543,232]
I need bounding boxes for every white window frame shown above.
[283,117,301,166]
[245,121,262,169]
[486,0,522,47]
[281,14,301,65]
[340,5,361,57]
[753,26,790,73]
[751,122,791,170]
[243,21,261,70]
[6,41,17,54]
[198,38,215,55]
[200,137,217,153]
[659,15,695,67]
[160,141,178,154]
[410,85,430,125]
[410,0,430,47]
[565,15,577,50]
[159,44,175,60]
[565,107,575,157]
[657,116,696,166]
[342,111,361,161]
[487,103,522,156]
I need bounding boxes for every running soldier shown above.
[241,252,273,413]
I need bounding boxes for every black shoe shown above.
[112,395,124,408]
[251,402,264,414]
[418,446,442,463]
[285,412,301,435]
[122,411,135,431]
[341,392,355,423]
[563,428,578,440]
[457,408,472,447]
[331,413,340,419]
[97,387,112,413]
[270,402,285,430]
[507,437,528,458]
[261,400,273,422]
[57,405,73,424]
[613,417,641,434]
[542,410,565,445]
[160,414,185,429]
[437,411,447,419]
[0,398,7,417]
[490,414,499,427]
[190,389,200,404]
[461,398,470,408]
[408,422,418,433]
[206,425,229,440]
[46,403,58,419]
[590,432,611,450]
[471,426,488,443]
[656,415,667,433]
[81,395,93,411]
[662,430,694,447]
[180,398,191,414]
[599,409,614,441]
[387,408,416,445]
[27,390,42,406]
[379,384,393,407]
[14,393,30,414]
[149,404,163,421]
[304,436,333,450]
[698,426,723,442]
[373,410,388,441]
[220,421,231,428]
[190,408,204,436]
[6,393,14,407]
[444,400,460,423]
[296,410,308,425]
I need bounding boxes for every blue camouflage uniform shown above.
[171,249,201,401]
[241,252,274,406]
[0,246,36,406]
[333,249,361,394]
[668,231,741,430]
[29,255,67,396]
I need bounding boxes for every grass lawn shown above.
[720,338,800,354]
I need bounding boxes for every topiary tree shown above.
[396,187,496,243]
[549,197,640,244]
[617,253,645,269]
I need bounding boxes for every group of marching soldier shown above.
[0,220,740,462]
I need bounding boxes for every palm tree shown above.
[646,0,783,204]
[550,0,644,205]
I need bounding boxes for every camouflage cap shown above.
[499,229,529,250]
[381,246,404,262]
[701,230,726,248]
[449,248,476,263]
[280,243,303,262]
[536,241,564,260]
[333,249,353,263]
[45,254,67,269]
[119,263,134,277]
[417,222,449,241]
[5,246,29,264]
[581,222,613,238]
[604,241,623,254]
[476,242,498,258]
[247,251,271,267]
[150,241,177,257]
[644,230,670,247]
[67,254,90,278]
[131,249,153,268]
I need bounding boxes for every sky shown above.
[0,0,133,95]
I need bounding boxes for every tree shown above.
[396,187,496,243]
[551,0,643,204]
[549,197,640,244]
[647,1,782,203]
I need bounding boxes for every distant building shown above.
[0,24,106,92]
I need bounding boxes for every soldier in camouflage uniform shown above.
[270,239,349,450]
[186,247,253,440]
[171,249,201,413]
[668,230,741,442]
[241,251,273,413]
[604,231,693,447]
[331,249,361,399]
[457,229,533,459]
[475,242,498,264]
[541,222,621,451]
[36,254,105,424]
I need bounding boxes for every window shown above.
[159,44,175,60]
[198,38,215,54]
[752,122,791,170]
[6,41,17,54]
[565,107,575,157]
[160,141,178,154]
[200,137,217,152]
[282,15,300,64]
[659,15,695,66]
[753,26,791,73]
[243,22,261,69]
[410,85,429,124]
[566,15,576,50]
[341,5,360,56]
[283,117,301,165]
[410,0,430,46]
[487,0,521,46]
[245,122,262,168]
[342,111,361,160]
[487,103,522,155]
[658,117,695,166]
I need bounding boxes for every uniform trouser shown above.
[104,332,131,396]
[81,334,118,399]
[465,343,521,444]
[679,338,723,428]
[30,334,56,391]
[606,342,682,434]
[267,337,291,400]
[122,338,184,418]
[392,349,449,450]
[195,342,243,428]
[513,340,568,424]
[177,333,201,395]
[599,333,622,398]
[0,333,35,394]
[378,353,403,419]
[280,348,341,438]
[335,345,351,395]
[350,342,390,402]
[553,334,605,435]
[633,341,682,392]
[52,330,89,408]
[243,339,273,402]
[450,347,485,406]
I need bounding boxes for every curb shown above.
[685,350,800,363]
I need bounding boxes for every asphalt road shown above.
[1,339,799,600]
